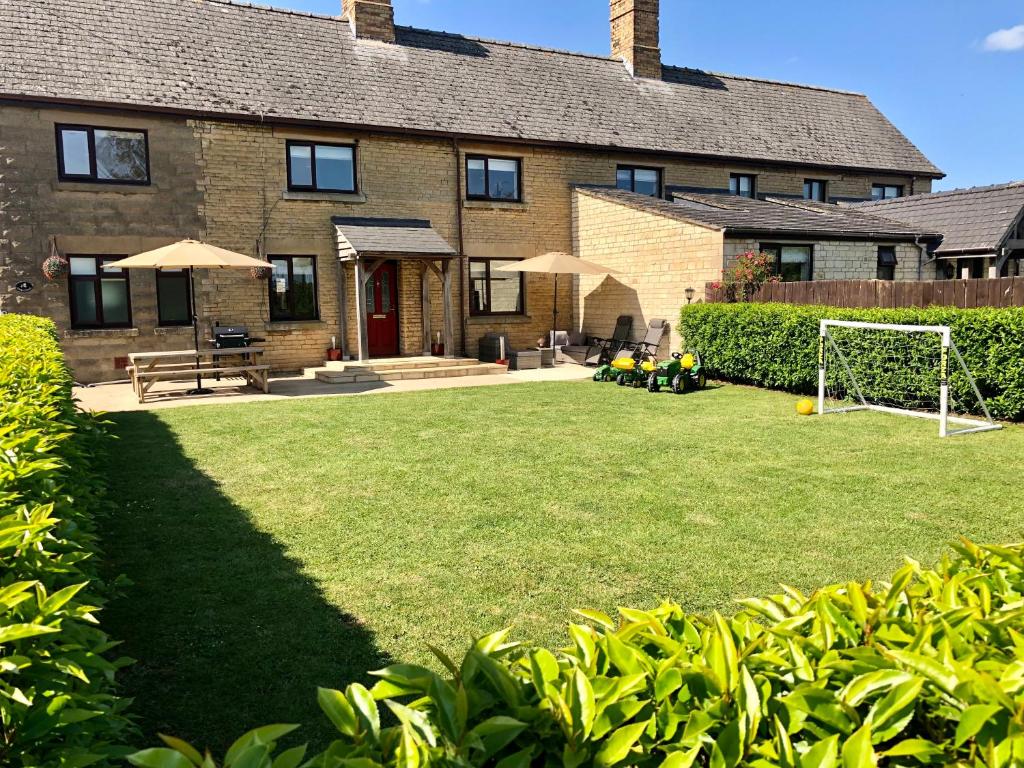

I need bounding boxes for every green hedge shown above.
[678,303,1024,421]
[138,541,1024,768]
[0,315,132,766]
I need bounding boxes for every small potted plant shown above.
[326,336,343,362]
[430,332,444,357]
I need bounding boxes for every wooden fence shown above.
[704,277,1024,309]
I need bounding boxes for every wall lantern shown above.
[685,286,696,304]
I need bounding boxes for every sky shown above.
[274,0,1021,191]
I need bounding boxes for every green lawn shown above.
[101,381,1023,750]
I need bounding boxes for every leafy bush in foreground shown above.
[678,303,1024,421]
[135,540,1024,767]
[0,314,132,765]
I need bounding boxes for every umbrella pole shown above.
[552,273,558,362]
[186,266,213,396]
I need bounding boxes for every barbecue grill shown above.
[212,325,251,349]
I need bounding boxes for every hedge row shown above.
[0,315,132,766]
[678,303,1024,421]
[138,540,1024,768]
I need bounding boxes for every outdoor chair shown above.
[583,315,634,366]
[618,318,668,362]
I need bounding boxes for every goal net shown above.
[818,320,1000,437]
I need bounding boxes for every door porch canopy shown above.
[333,217,457,360]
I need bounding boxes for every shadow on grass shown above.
[100,411,390,753]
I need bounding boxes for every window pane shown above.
[314,145,354,191]
[487,259,522,313]
[71,280,98,325]
[70,256,97,276]
[291,257,316,319]
[100,279,130,324]
[60,129,91,176]
[739,176,752,196]
[467,159,486,197]
[95,129,147,181]
[633,169,659,197]
[364,275,376,313]
[616,169,632,191]
[729,176,738,194]
[469,259,488,313]
[487,159,518,200]
[380,269,391,313]
[289,145,313,187]
[157,273,190,325]
[779,247,811,282]
[270,259,290,318]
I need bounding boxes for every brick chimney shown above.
[342,0,395,43]
[610,0,661,79]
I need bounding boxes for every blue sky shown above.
[277,0,1021,191]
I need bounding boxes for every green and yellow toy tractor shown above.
[647,351,707,394]
[612,356,657,387]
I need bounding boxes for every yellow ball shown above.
[796,398,815,416]
[681,353,695,370]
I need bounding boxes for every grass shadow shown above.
[99,411,390,753]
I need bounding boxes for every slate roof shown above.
[333,217,456,258]
[850,181,1024,255]
[0,0,941,176]
[575,186,937,242]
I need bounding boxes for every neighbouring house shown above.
[572,186,940,352]
[0,0,943,382]
[851,181,1024,280]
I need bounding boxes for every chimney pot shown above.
[342,0,395,44]
[610,0,661,79]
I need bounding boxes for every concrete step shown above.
[313,361,507,384]
[305,356,480,376]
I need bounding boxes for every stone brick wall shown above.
[572,188,723,354]
[2,101,931,381]
[725,239,922,281]
[342,0,395,43]
[0,103,204,383]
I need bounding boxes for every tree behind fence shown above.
[704,277,1024,309]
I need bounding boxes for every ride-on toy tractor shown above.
[612,355,657,387]
[647,351,707,394]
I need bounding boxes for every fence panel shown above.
[703,277,1024,309]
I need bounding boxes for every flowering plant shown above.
[711,250,779,301]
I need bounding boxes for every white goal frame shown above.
[817,319,1000,437]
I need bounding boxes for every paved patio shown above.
[75,362,593,412]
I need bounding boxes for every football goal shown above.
[817,319,1000,437]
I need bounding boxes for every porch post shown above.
[441,259,455,359]
[421,262,433,356]
[354,258,370,361]
[337,260,349,358]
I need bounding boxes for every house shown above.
[851,182,1024,279]
[572,186,940,352]
[0,0,943,382]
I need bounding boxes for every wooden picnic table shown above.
[127,347,270,403]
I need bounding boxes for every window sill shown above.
[53,181,157,194]
[266,320,324,332]
[467,314,533,325]
[64,327,140,339]
[463,199,528,211]
[154,325,194,335]
[282,190,366,203]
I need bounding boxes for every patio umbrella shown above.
[106,240,272,395]
[496,252,619,349]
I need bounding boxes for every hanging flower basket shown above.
[250,266,271,280]
[42,254,70,281]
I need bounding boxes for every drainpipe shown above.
[915,235,935,280]
[451,136,468,357]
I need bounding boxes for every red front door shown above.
[365,261,399,357]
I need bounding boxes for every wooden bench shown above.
[127,347,270,403]
[130,365,270,403]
